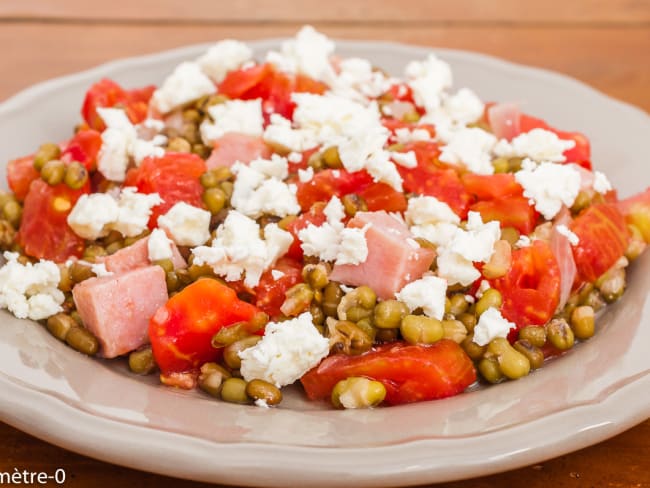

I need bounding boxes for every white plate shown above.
[0,40,648,487]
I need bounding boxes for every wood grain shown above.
[1,0,649,23]
[0,24,649,112]
[0,1,649,486]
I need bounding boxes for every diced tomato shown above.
[6,156,39,201]
[149,279,260,375]
[491,240,561,328]
[617,187,650,243]
[285,203,328,260]
[81,78,156,131]
[358,182,407,213]
[470,196,539,235]
[219,63,327,120]
[17,179,89,262]
[60,129,103,171]
[295,169,373,211]
[124,152,206,227]
[253,257,304,318]
[570,203,629,282]
[396,141,472,218]
[461,173,523,201]
[519,114,591,169]
[300,340,476,406]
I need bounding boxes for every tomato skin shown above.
[17,179,89,262]
[218,63,327,120]
[491,240,561,328]
[359,182,407,213]
[82,78,155,131]
[617,187,650,243]
[461,173,523,201]
[519,114,591,170]
[300,340,476,406]
[396,141,472,218]
[124,152,207,227]
[253,257,304,319]
[295,169,373,212]
[570,203,629,282]
[286,204,328,260]
[149,279,260,375]
[60,129,103,171]
[6,156,40,201]
[470,196,539,235]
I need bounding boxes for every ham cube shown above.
[330,211,436,300]
[205,133,271,169]
[72,266,168,358]
[101,235,186,273]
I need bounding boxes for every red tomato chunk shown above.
[301,340,477,405]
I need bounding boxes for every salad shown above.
[1,26,648,409]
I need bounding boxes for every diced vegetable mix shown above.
[1,26,648,410]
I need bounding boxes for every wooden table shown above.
[0,1,648,486]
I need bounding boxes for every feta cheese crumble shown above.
[265,25,336,82]
[395,275,447,320]
[515,159,581,219]
[67,188,162,239]
[200,99,264,144]
[556,224,580,246]
[191,211,293,287]
[230,156,300,218]
[442,88,485,125]
[298,197,370,265]
[593,170,613,194]
[439,127,497,175]
[239,312,330,387]
[0,252,63,320]
[390,150,418,168]
[405,54,453,113]
[493,128,575,163]
[150,62,216,114]
[472,307,517,346]
[157,202,211,247]
[147,228,174,261]
[196,39,252,83]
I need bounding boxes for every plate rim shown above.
[1,38,649,486]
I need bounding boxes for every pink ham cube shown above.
[72,266,168,358]
[101,235,186,273]
[205,133,271,169]
[330,211,436,300]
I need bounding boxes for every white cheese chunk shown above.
[556,224,580,246]
[147,228,174,261]
[448,211,500,263]
[390,150,418,168]
[443,88,484,125]
[593,170,613,194]
[67,193,120,240]
[405,195,460,226]
[395,275,447,320]
[330,57,392,103]
[111,188,163,238]
[151,62,216,114]
[200,99,264,144]
[157,202,211,247]
[97,128,132,182]
[405,54,453,112]
[230,156,300,218]
[439,127,497,175]
[263,114,317,153]
[239,312,330,387]
[472,307,517,346]
[191,211,292,287]
[196,39,252,83]
[515,159,581,219]
[436,248,481,287]
[265,25,336,82]
[90,262,112,277]
[393,127,433,144]
[0,252,64,321]
[493,128,575,163]
[298,166,314,183]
